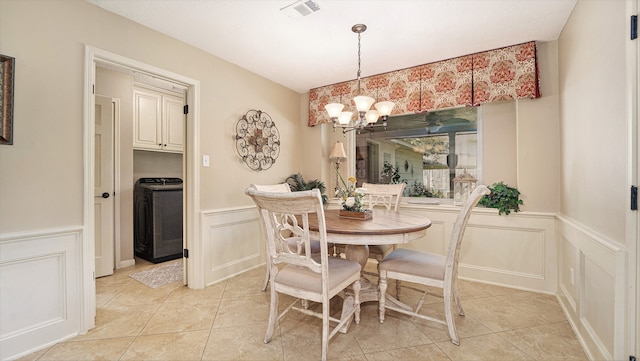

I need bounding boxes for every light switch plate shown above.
[203,155,210,167]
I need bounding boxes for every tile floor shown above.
[20,259,589,361]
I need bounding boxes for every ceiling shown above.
[87,0,576,94]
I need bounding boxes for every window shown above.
[355,107,478,201]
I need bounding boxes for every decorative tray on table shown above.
[339,209,373,220]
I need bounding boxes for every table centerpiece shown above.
[335,167,372,220]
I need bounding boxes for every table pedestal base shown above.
[338,244,412,333]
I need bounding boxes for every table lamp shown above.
[329,141,347,191]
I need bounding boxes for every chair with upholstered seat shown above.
[362,182,406,211]
[250,183,321,292]
[334,182,406,259]
[377,185,490,346]
[334,182,406,296]
[246,187,361,361]
[361,182,406,262]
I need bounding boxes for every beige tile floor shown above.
[20,258,589,361]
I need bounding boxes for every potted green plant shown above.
[380,161,401,184]
[284,173,328,205]
[478,181,523,215]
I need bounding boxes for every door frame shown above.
[83,46,203,332]
[634,1,640,356]
[627,0,640,356]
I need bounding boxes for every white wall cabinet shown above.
[133,86,185,153]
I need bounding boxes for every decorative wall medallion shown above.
[235,109,280,171]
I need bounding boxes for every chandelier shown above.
[325,24,395,133]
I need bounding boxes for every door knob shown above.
[102,192,110,199]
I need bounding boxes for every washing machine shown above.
[134,178,183,263]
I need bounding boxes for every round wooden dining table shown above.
[306,208,431,269]
[309,209,432,238]
[306,208,432,332]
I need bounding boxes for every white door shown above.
[94,95,115,278]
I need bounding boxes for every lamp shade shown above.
[374,101,395,117]
[324,103,344,118]
[338,111,353,125]
[353,95,375,112]
[329,141,347,160]
[365,109,379,124]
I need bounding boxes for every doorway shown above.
[83,46,203,333]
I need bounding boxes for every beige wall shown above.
[482,101,518,187]
[133,151,183,180]
[0,0,303,234]
[1,0,618,236]
[299,90,338,196]
[0,0,564,234]
[558,0,628,242]
[555,1,634,359]
[515,40,562,213]
[482,40,562,214]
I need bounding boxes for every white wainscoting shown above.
[401,205,558,294]
[556,215,627,361]
[201,206,264,286]
[210,202,558,294]
[0,227,83,361]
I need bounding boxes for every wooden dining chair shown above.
[334,182,406,258]
[334,182,406,292]
[361,182,407,262]
[245,187,361,361]
[362,182,406,211]
[250,183,321,292]
[377,185,490,346]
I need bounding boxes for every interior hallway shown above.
[19,259,589,360]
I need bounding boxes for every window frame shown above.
[351,106,484,205]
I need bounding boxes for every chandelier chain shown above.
[357,31,362,95]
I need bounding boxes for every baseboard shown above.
[120,258,135,268]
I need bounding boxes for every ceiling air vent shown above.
[281,0,321,19]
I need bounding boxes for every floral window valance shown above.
[308,41,539,127]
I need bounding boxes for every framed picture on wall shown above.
[1,54,15,145]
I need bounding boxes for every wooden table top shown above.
[306,209,431,237]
